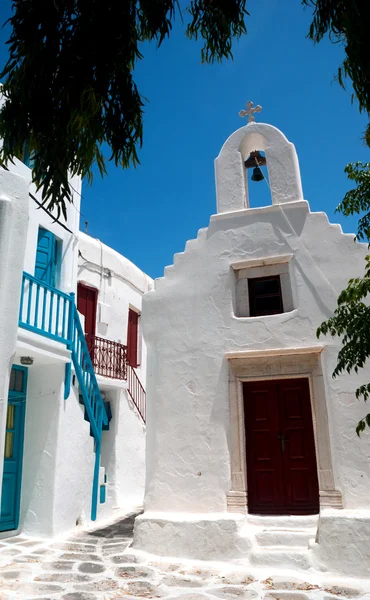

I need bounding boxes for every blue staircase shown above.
[19,273,109,521]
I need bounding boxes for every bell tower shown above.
[215,101,304,214]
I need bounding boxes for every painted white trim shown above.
[16,330,71,365]
[225,345,324,360]
[231,253,294,270]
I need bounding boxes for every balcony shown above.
[19,272,73,344]
[85,334,127,381]
[85,334,145,421]
[18,272,146,423]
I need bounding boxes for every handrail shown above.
[85,334,127,380]
[21,272,72,299]
[19,272,73,345]
[127,362,146,423]
[67,301,108,521]
[18,273,108,521]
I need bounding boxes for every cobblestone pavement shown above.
[0,512,369,600]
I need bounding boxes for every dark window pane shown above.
[15,369,24,392]
[9,369,15,391]
[249,276,283,317]
[254,295,282,315]
[252,278,280,296]
[9,368,25,393]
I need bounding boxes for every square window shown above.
[232,256,294,318]
[248,275,283,317]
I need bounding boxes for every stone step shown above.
[256,529,316,548]
[247,514,318,530]
[250,548,312,570]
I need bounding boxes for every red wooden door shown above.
[77,283,98,359]
[127,309,139,368]
[244,378,319,515]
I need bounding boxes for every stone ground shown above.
[0,512,369,600]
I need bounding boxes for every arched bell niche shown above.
[215,122,304,214]
[243,150,271,209]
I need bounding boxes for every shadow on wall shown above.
[81,509,143,539]
[100,390,120,511]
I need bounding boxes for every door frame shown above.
[225,346,342,514]
[0,365,28,532]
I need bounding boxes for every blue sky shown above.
[0,1,368,279]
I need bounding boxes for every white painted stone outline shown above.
[226,347,343,513]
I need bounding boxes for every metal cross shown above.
[238,101,262,123]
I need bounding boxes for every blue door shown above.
[0,366,28,532]
[35,227,57,286]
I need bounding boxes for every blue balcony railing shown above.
[18,271,108,521]
[19,272,73,345]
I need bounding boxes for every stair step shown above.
[250,548,312,570]
[247,514,318,529]
[256,529,316,548]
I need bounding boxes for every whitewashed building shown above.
[134,115,370,579]
[0,151,151,539]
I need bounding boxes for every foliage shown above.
[317,163,370,435]
[304,2,370,435]
[0,0,248,217]
[303,0,370,117]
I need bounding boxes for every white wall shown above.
[78,232,153,386]
[100,387,146,513]
[77,233,153,517]
[52,381,96,535]
[0,170,29,508]
[20,363,64,537]
[11,158,82,295]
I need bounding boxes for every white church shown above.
[133,108,370,579]
[0,102,370,580]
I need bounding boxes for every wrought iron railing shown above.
[85,334,127,380]
[85,333,146,424]
[127,362,146,423]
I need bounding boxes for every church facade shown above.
[133,119,370,578]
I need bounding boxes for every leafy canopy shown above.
[303,0,370,146]
[304,2,370,435]
[0,0,248,218]
[317,163,370,435]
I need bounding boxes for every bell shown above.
[251,166,264,182]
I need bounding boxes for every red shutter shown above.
[77,283,97,336]
[127,309,139,368]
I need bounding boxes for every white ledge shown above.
[225,345,324,360]
[211,200,309,222]
[231,253,293,270]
